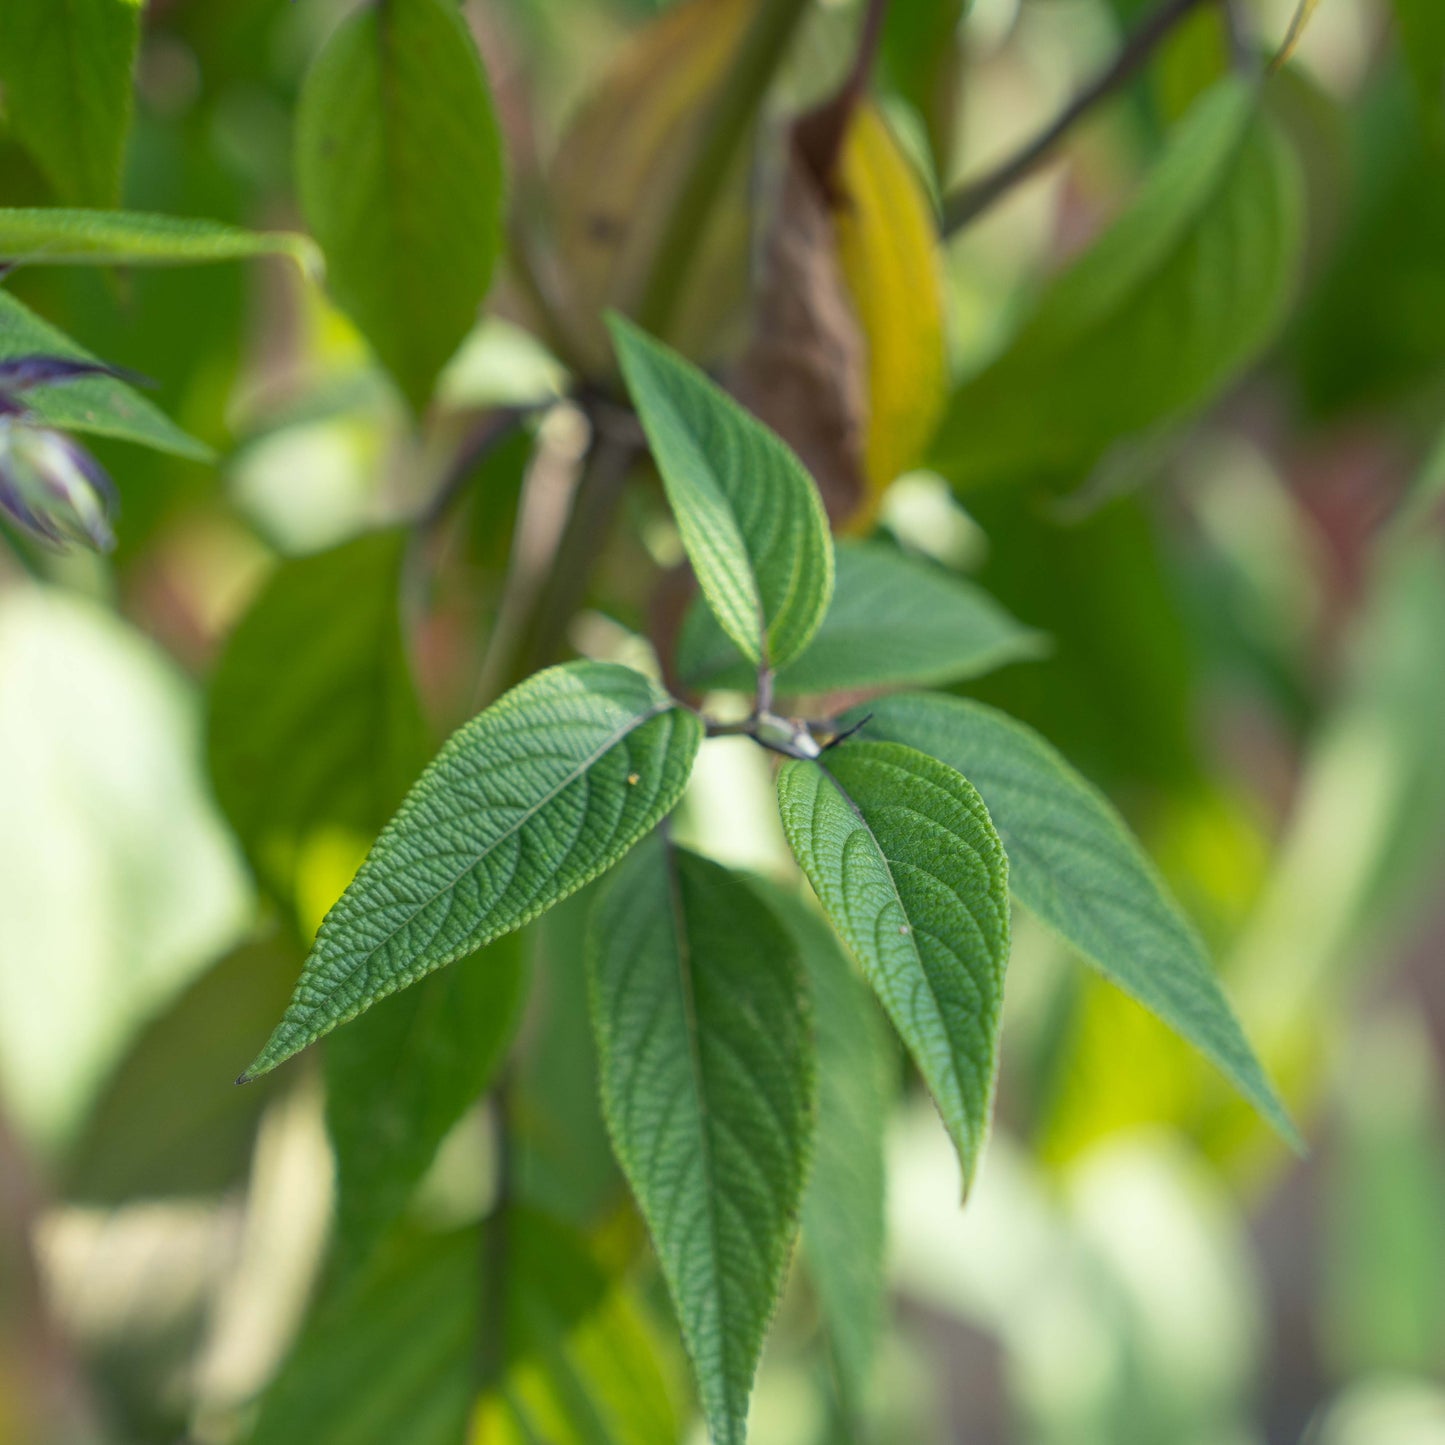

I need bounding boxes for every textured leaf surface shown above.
[245,662,700,1078]
[834,104,948,525]
[0,208,319,273]
[855,692,1298,1145]
[296,0,504,410]
[473,1210,680,1445]
[677,541,1045,697]
[0,0,141,206]
[777,742,1009,1189]
[759,883,894,1417]
[588,836,814,1445]
[931,78,1303,488]
[0,290,210,460]
[326,932,528,1273]
[610,314,833,670]
[208,530,427,897]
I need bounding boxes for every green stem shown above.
[634,0,814,339]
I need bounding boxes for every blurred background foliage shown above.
[1,0,1443,1442]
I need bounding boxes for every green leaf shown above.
[0,0,141,207]
[0,208,320,274]
[477,1210,681,1445]
[588,835,815,1445]
[854,692,1299,1146]
[756,883,895,1420]
[0,289,211,460]
[777,742,1009,1190]
[931,77,1304,488]
[608,314,834,671]
[245,662,701,1080]
[1391,0,1445,143]
[208,530,428,898]
[677,540,1046,696]
[296,0,505,411]
[326,932,528,1274]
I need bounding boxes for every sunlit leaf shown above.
[759,882,894,1419]
[854,692,1299,1146]
[588,835,814,1445]
[245,662,701,1079]
[0,0,141,206]
[0,290,211,460]
[777,742,1009,1189]
[0,208,319,274]
[296,0,505,411]
[677,540,1045,697]
[326,932,528,1274]
[610,314,834,671]
[932,78,1304,488]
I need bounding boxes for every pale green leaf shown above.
[0,289,211,460]
[0,0,141,206]
[296,0,505,411]
[855,692,1299,1146]
[245,662,701,1079]
[677,540,1046,696]
[588,835,815,1445]
[208,530,428,897]
[932,77,1304,488]
[777,742,1010,1190]
[326,932,528,1274]
[0,208,319,274]
[609,314,834,671]
[756,882,895,1419]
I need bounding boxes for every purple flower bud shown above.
[0,415,117,552]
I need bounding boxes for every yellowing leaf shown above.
[833,105,947,529]
[549,0,755,372]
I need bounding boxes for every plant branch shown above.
[419,403,537,533]
[634,0,815,338]
[939,0,1211,237]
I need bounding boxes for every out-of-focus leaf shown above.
[677,540,1045,698]
[588,836,814,1445]
[0,289,211,460]
[834,104,948,524]
[245,1227,477,1445]
[0,0,141,206]
[61,938,297,1203]
[778,742,1010,1190]
[471,1210,679,1445]
[549,0,754,373]
[245,662,701,1079]
[855,693,1298,1146]
[296,0,505,411]
[208,530,428,901]
[0,586,250,1149]
[879,0,965,171]
[611,315,834,670]
[1390,0,1445,142]
[0,208,319,273]
[326,933,528,1274]
[760,882,895,1421]
[932,78,1303,489]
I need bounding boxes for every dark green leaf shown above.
[0,0,141,206]
[588,836,815,1445]
[757,883,895,1420]
[208,529,428,898]
[777,742,1010,1190]
[677,540,1046,696]
[932,77,1303,488]
[245,662,701,1079]
[0,289,211,460]
[0,208,319,273]
[326,933,528,1274]
[609,314,834,671]
[296,0,505,410]
[1390,0,1445,143]
[855,692,1299,1146]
